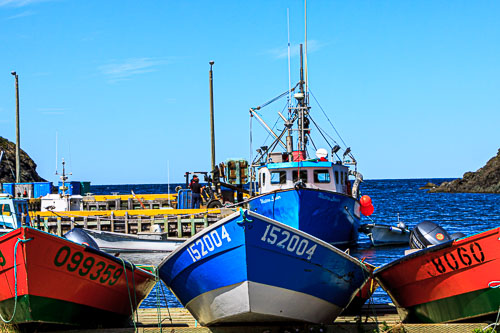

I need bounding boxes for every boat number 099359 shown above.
[261,224,317,260]
[430,241,485,274]
[186,226,231,262]
[53,246,123,286]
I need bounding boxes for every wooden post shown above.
[84,216,88,228]
[125,212,129,234]
[163,217,168,234]
[137,216,142,233]
[57,217,62,236]
[127,198,133,210]
[150,216,154,232]
[110,211,115,232]
[204,214,208,228]
[97,216,101,230]
[191,216,195,236]
[44,217,49,233]
[177,216,182,238]
[70,217,75,230]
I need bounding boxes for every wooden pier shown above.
[30,208,235,238]
[46,306,496,333]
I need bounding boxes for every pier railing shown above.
[31,208,235,238]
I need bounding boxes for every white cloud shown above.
[0,0,53,7]
[98,57,168,82]
[38,107,67,115]
[266,40,327,59]
[5,10,34,19]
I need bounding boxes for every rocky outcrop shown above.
[429,149,500,193]
[0,136,46,183]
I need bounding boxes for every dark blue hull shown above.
[248,188,361,247]
[157,210,369,325]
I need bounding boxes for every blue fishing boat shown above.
[157,209,370,325]
[246,45,364,247]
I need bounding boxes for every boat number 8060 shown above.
[430,241,485,274]
[261,224,317,260]
[186,226,232,263]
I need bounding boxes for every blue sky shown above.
[1,0,499,184]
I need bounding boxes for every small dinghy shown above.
[360,214,410,247]
[64,227,185,253]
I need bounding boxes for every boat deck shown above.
[47,306,496,333]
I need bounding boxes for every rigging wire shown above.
[309,88,348,148]
[308,115,334,150]
[257,103,288,147]
[252,83,299,111]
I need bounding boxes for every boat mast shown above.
[297,44,306,153]
[56,158,71,196]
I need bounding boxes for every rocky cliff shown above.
[0,136,46,183]
[429,149,500,193]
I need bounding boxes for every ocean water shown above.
[91,179,500,308]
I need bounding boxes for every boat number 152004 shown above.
[261,224,317,260]
[186,226,232,263]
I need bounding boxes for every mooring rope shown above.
[159,280,173,325]
[154,268,173,331]
[0,237,33,324]
[481,282,500,332]
[119,258,138,331]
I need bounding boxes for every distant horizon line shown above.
[88,177,457,186]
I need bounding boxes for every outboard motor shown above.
[64,228,100,250]
[409,221,451,249]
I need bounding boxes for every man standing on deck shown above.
[190,176,203,209]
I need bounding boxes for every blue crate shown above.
[1,183,14,195]
[177,189,192,209]
[33,182,53,198]
[58,181,81,195]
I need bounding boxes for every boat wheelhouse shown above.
[258,160,352,196]
[0,193,30,230]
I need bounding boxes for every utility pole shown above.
[11,71,20,183]
[209,61,216,177]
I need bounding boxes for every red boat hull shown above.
[375,227,500,323]
[0,227,156,328]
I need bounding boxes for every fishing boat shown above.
[374,226,500,323]
[157,209,371,326]
[64,227,184,253]
[0,226,156,328]
[246,45,365,247]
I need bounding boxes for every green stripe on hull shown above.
[0,295,131,328]
[403,287,500,323]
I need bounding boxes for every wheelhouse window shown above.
[314,170,330,183]
[335,171,339,184]
[0,204,11,216]
[292,170,308,183]
[270,171,287,184]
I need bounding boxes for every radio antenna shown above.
[287,8,291,113]
[304,0,308,102]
